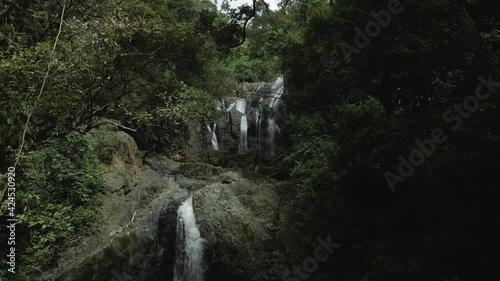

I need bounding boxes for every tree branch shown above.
[0,1,66,204]
[228,0,258,48]
[85,120,137,133]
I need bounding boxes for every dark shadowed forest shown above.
[1,0,500,280]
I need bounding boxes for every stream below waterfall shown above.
[173,196,205,281]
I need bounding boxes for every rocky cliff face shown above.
[41,131,285,281]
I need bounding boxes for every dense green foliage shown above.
[2,0,500,280]
[0,0,238,160]
[278,0,500,280]
[218,1,284,82]
[0,0,242,277]
[14,133,104,277]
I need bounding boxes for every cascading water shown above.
[207,124,219,150]
[265,77,284,155]
[211,77,286,155]
[240,114,248,152]
[267,118,278,156]
[235,98,246,114]
[236,98,248,152]
[268,79,283,110]
[173,196,205,281]
[255,110,261,154]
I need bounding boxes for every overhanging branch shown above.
[228,0,266,48]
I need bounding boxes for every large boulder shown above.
[100,131,144,194]
[192,172,282,281]
[109,131,143,176]
[41,161,184,281]
[144,154,181,175]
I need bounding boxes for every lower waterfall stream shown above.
[173,196,205,281]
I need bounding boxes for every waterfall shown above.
[235,98,246,114]
[255,111,259,139]
[207,124,219,150]
[226,101,235,112]
[236,98,248,152]
[173,196,205,281]
[240,114,248,152]
[211,124,219,150]
[265,77,284,155]
[268,77,284,111]
[210,76,285,154]
[255,111,260,154]
[267,118,277,155]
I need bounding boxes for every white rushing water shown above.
[267,118,281,156]
[211,76,285,154]
[173,196,205,281]
[207,124,219,150]
[266,77,284,155]
[235,98,246,114]
[236,97,248,152]
[240,114,248,152]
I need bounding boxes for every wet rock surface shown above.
[41,132,284,281]
[193,173,282,281]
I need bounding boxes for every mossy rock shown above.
[55,229,140,281]
[139,179,180,207]
[178,162,223,180]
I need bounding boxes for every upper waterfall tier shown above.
[210,76,286,155]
